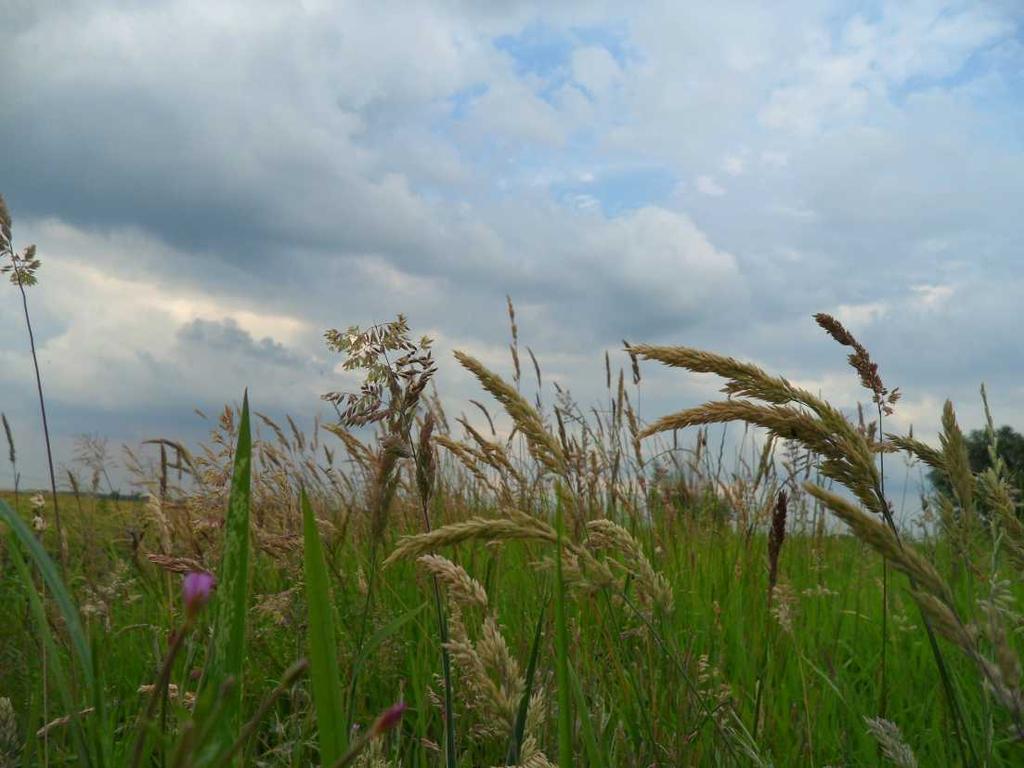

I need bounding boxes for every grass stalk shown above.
[199,391,253,759]
[554,491,573,768]
[302,490,347,763]
[1,203,65,572]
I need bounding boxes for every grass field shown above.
[2,313,1023,767]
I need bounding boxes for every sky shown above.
[1,0,1022,492]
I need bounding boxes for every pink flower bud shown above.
[370,701,406,737]
[182,571,215,617]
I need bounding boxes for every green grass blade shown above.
[429,578,457,768]
[569,664,607,768]
[88,623,110,768]
[23,677,42,767]
[302,489,347,764]
[554,491,573,768]
[8,530,93,767]
[353,601,427,668]
[201,392,253,757]
[506,596,547,765]
[0,499,94,695]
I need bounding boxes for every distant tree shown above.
[928,425,1024,496]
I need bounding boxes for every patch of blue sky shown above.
[493,18,635,104]
[892,45,1009,102]
[888,35,1024,151]
[837,1,885,29]
[447,82,488,120]
[494,20,575,79]
[569,21,634,66]
[549,166,678,216]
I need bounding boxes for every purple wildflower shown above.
[370,701,407,737]
[182,571,215,618]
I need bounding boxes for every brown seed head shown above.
[767,490,788,591]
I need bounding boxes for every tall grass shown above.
[553,493,571,768]
[1,203,1023,766]
[302,489,347,764]
[1,195,65,569]
[199,392,253,762]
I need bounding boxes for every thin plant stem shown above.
[344,534,383,743]
[4,229,65,572]
[129,623,190,768]
[415,490,457,768]
[211,659,308,768]
[751,591,773,741]
[874,405,976,767]
[878,403,889,753]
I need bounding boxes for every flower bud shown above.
[182,571,215,618]
[370,701,406,737]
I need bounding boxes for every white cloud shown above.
[571,45,622,98]
[768,203,816,220]
[835,301,889,330]
[467,76,572,146]
[0,222,317,410]
[759,150,789,169]
[695,175,726,196]
[584,206,740,311]
[569,193,601,211]
[722,154,746,176]
[775,247,805,262]
[910,283,955,310]
[758,4,1014,136]
[885,393,947,442]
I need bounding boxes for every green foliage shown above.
[302,489,347,764]
[8,532,94,766]
[5,487,1024,766]
[0,500,93,695]
[930,424,1024,496]
[569,664,606,768]
[506,598,546,765]
[200,392,253,760]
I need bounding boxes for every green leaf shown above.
[506,597,547,765]
[302,489,347,764]
[201,392,253,757]
[0,499,94,695]
[353,601,427,669]
[7,529,94,767]
[569,663,607,768]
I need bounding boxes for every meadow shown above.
[3,200,1024,766]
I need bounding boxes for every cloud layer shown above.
[1,0,1022,487]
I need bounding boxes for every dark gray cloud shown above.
[177,318,308,368]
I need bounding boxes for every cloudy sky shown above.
[1,0,1022,490]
